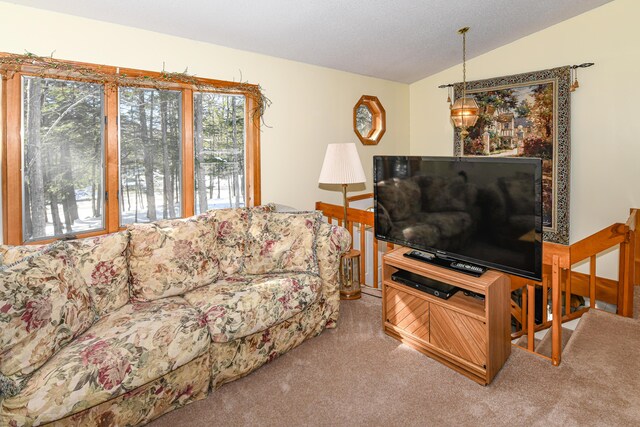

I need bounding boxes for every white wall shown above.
[410,0,640,277]
[0,2,410,216]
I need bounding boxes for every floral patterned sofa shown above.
[0,205,350,426]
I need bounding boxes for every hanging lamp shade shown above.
[450,26,479,135]
[450,96,480,129]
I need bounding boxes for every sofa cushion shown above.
[65,231,130,316]
[0,231,131,318]
[128,217,219,302]
[0,297,210,425]
[0,243,94,397]
[243,211,321,275]
[200,204,276,276]
[183,273,322,342]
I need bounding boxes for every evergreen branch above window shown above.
[0,52,271,119]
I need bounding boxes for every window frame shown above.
[1,56,261,245]
[117,85,184,227]
[193,90,249,214]
[20,75,107,242]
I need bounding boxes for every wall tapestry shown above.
[453,66,571,244]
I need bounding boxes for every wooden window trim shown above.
[105,86,120,233]
[1,56,261,245]
[182,89,195,218]
[3,74,23,245]
[246,95,261,206]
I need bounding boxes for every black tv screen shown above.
[374,156,542,281]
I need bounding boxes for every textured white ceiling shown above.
[7,0,612,83]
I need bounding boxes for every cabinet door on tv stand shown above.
[429,304,487,368]
[385,285,430,343]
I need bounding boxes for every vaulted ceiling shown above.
[7,0,613,83]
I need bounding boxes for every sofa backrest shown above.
[198,204,275,276]
[243,210,322,275]
[0,231,131,318]
[127,216,220,302]
[0,204,279,310]
[65,231,131,317]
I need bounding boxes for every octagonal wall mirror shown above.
[353,95,386,145]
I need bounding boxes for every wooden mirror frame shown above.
[353,95,386,145]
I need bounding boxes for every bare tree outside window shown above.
[193,92,245,213]
[119,87,182,225]
[22,76,104,242]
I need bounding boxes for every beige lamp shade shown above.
[318,143,366,185]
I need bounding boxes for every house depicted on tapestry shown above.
[514,117,534,154]
[482,108,534,155]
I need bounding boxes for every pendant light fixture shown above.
[450,27,479,141]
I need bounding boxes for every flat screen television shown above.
[374,156,542,281]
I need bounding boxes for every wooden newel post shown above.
[551,255,562,366]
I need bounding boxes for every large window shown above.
[119,87,182,225]
[194,92,245,213]
[2,55,261,245]
[22,76,104,242]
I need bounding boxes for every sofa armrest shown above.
[315,222,351,327]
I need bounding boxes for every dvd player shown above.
[391,270,459,300]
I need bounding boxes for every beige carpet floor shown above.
[151,290,640,427]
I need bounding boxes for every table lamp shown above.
[318,143,366,300]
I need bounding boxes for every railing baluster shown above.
[373,238,379,289]
[348,218,354,238]
[542,280,548,323]
[527,284,536,352]
[360,222,366,285]
[618,239,632,316]
[565,268,571,317]
[589,255,596,309]
[521,288,528,332]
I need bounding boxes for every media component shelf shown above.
[382,247,511,385]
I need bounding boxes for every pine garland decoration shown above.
[0,52,271,120]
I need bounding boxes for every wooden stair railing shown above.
[345,192,375,206]
[316,199,638,367]
[510,208,638,366]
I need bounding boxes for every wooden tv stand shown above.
[382,247,511,385]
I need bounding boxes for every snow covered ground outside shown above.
[33,189,243,241]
